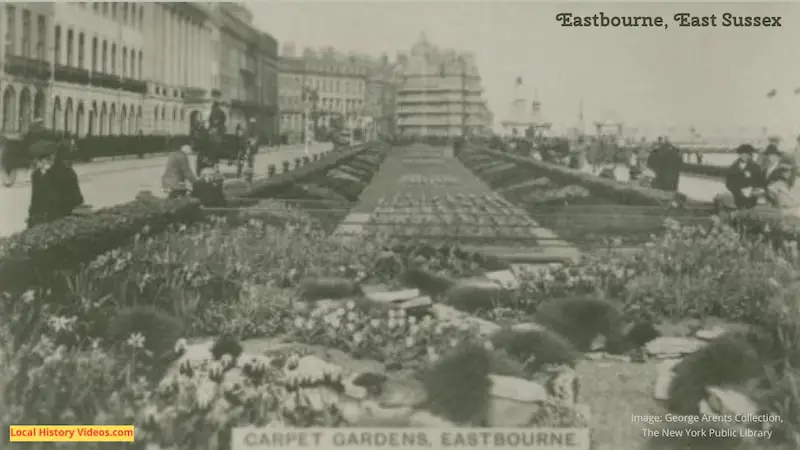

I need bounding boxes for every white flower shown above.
[449,338,460,348]
[196,380,216,409]
[174,338,188,354]
[407,315,417,325]
[346,323,356,333]
[294,317,306,329]
[126,332,145,349]
[370,318,381,328]
[346,311,358,322]
[305,319,316,331]
[346,300,356,310]
[353,332,364,344]
[335,308,346,317]
[397,309,406,318]
[21,289,35,303]
[388,309,396,319]
[768,277,781,289]
[220,354,233,367]
[409,324,420,334]
[387,318,398,330]
[405,336,415,348]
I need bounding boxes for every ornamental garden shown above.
[1,141,798,450]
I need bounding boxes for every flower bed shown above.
[366,193,540,247]
[459,147,718,248]
[0,143,379,294]
[3,185,800,447]
[251,146,390,232]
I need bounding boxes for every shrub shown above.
[0,197,203,292]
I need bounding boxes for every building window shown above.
[122,47,127,77]
[36,14,46,61]
[130,50,136,79]
[91,36,97,72]
[110,43,116,74]
[21,9,31,57]
[111,2,117,20]
[102,2,108,16]
[137,50,142,78]
[138,6,143,29]
[66,29,74,66]
[101,40,107,73]
[78,33,85,68]
[54,26,61,65]
[122,3,128,23]
[5,5,16,56]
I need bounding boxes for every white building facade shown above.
[0,2,217,138]
[395,34,492,138]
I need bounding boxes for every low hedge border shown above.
[239,142,381,199]
[466,146,800,245]
[473,148,689,207]
[0,142,381,292]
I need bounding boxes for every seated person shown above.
[715,144,764,210]
[192,166,226,207]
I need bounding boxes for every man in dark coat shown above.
[720,144,764,209]
[27,141,84,228]
[209,102,226,136]
[647,136,682,191]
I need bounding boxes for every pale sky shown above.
[249,1,800,139]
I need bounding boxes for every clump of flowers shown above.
[286,301,481,370]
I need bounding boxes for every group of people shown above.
[161,102,260,206]
[718,143,798,211]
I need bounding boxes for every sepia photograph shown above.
[1,1,799,449]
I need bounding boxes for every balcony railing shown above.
[55,65,90,85]
[4,54,51,80]
[184,86,208,102]
[397,96,486,104]
[5,56,148,95]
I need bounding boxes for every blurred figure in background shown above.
[191,113,212,174]
[162,144,197,199]
[647,136,682,192]
[760,144,798,210]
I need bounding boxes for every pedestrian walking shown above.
[162,144,197,199]
[27,141,84,228]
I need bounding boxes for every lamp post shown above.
[460,56,466,139]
